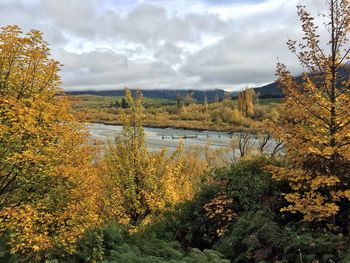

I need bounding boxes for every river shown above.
[87,123,283,157]
[87,123,236,152]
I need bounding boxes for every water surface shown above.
[87,123,234,152]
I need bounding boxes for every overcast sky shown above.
[0,0,325,91]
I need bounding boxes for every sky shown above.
[0,0,325,91]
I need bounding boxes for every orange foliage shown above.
[0,25,102,258]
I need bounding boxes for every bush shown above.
[216,213,350,263]
[149,185,229,250]
[76,224,128,262]
[281,223,349,263]
[212,158,286,214]
[0,234,19,263]
[74,224,229,263]
[215,211,282,262]
[148,158,286,251]
[46,158,350,262]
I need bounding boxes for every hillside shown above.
[254,65,350,98]
[66,89,226,102]
[66,65,350,101]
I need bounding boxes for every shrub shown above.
[215,211,282,262]
[216,214,350,263]
[281,223,348,263]
[149,158,286,251]
[74,224,229,263]
[76,224,128,262]
[149,185,228,250]
[212,157,286,214]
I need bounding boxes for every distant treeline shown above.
[66,88,284,101]
[66,89,227,102]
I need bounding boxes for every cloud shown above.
[181,30,300,89]
[0,0,330,91]
[180,0,305,89]
[55,48,187,90]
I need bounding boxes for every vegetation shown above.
[1,0,350,262]
[0,25,102,259]
[75,97,280,132]
[69,94,176,110]
[75,224,229,263]
[102,89,207,226]
[270,0,350,222]
[237,88,256,117]
[69,92,280,133]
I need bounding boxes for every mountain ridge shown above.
[66,66,350,101]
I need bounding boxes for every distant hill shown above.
[254,82,283,98]
[254,65,350,98]
[66,89,226,102]
[66,67,350,101]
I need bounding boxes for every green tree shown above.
[121,97,129,109]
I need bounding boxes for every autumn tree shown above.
[237,87,255,117]
[163,143,208,205]
[103,89,167,225]
[104,89,208,225]
[183,91,195,106]
[203,93,209,124]
[223,91,232,104]
[271,0,350,222]
[0,25,102,259]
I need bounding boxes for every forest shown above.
[0,0,350,262]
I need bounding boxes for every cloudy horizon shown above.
[0,0,325,91]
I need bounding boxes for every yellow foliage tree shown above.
[104,89,208,225]
[163,143,208,204]
[104,89,168,224]
[0,25,102,259]
[270,1,350,221]
[237,87,255,117]
[203,94,209,124]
